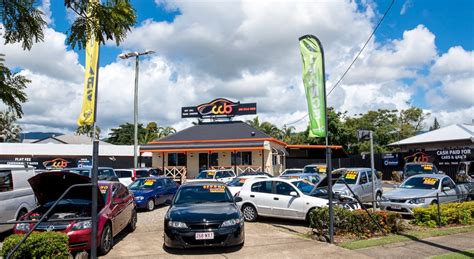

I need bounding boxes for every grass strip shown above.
[339,225,474,250]
[430,249,474,259]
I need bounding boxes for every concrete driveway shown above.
[102,205,368,258]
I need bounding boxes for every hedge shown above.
[1,232,70,259]
[412,201,474,228]
[308,207,404,238]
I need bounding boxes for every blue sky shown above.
[3,0,473,133]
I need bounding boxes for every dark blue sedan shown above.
[129,177,179,211]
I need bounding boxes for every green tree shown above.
[429,117,441,131]
[75,124,101,139]
[158,126,176,139]
[245,116,282,139]
[107,123,146,145]
[0,54,29,118]
[0,110,22,142]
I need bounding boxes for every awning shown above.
[272,147,289,156]
[140,141,266,153]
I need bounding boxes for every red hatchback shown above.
[14,172,137,255]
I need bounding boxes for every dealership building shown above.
[139,98,344,180]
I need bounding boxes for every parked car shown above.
[67,167,119,182]
[236,178,327,221]
[456,161,474,183]
[332,168,383,203]
[380,174,474,215]
[227,175,270,196]
[303,164,327,174]
[280,172,321,185]
[0,165,36,233]
[14,172,137,255]
[163,181,244,248]
[187,169,236,184]
[115,168,153,186]
[279,168,303,176]
[402,162,440,180]
[238,171,274,177]
[129,177,179,211]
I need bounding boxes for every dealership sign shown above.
[181,98,257,118]
[436,148,473,165]
[382,153,399,166]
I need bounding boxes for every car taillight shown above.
[235,191,240,197]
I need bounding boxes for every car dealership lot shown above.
[102,205,368,258]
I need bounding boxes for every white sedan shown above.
[236,178,327,221]
[186,169,236,184]
[227,175,270,196]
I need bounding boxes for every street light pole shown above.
[370,130,376,209]
[119,50,155,168]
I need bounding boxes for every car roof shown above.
[281,173,319,176]
[183,181,227,186]
[304,164,326,167]
[406,162,434,165]
[341,168,371,171]
[201,169,233,172]
[408,174,445,179]
[237,175,269,179]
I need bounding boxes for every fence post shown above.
[436,193,441,228]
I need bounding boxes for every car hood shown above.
[28,171,104,207]
[130,189,156,196]
[332,184,352,193]
[168,203,240,222]
[383,188,437,200]
[186,179,218,183]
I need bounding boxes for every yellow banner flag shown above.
[77,2,100,126]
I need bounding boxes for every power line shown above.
[327,0,395,96]
[286,113,309,125]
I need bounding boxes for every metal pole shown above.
[91,137,99,259]
[436,193,441,227]
[370,131,376,209]
[134,55,139,168]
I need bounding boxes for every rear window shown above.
[0,170,13,192]
[116,170,132,178]
[251,181,272,193]
[136,170,149,178]
[196,171,215,179]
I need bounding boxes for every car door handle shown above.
[273,197,279,200]
[250,195,255,198]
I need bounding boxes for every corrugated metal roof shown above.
[389,124,474,146]
[141,141,266,150]
[153,121,271,142]
[33,134,110,145]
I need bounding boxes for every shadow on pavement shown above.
[400,233,474,258]
[163,244,243,255]
[0,230,13,242]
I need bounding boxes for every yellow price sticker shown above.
[423,177,438,185]
[319,167,327,173]
[345,172,358,180]
[423,165,433,170]
[207,171,216,176]
[99,185,108,194]
[144,179,155,186]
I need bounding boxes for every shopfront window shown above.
[168,153,187,166]
[232,151,252,166]
[209,153,218,167]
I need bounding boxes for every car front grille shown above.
[36,222,70,231]
[182,234,228,245]
[389,199,407,203]
[187,222,222,230]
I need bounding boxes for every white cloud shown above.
[400,0,413,15]
[39,0,54,26]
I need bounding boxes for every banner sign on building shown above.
[299,35,327,138]
[404,152,432,163]
[382,153,399,166]
[436,148,473,165]
[181,98,257,118]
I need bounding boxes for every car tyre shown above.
[127,209,137,232]
[16,209,28,221]
[242,204,258,222]
[146,199,155,211]
[98,223,113,255]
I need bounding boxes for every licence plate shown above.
[195,232,214,240]
[391,205,401,210]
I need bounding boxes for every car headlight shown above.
[339,190,350,196]
[380,196,389,202]
[408,198,425,204]
[168,221,187,229]
[15,223,30,232]
[134,196,144,201]
[72,220,92,230]
[221,218,242,227]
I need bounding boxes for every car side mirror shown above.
[234,197,243,203]
[442,186,450,192]
[290,191,298,197]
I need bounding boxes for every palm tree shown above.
[76,125,101,139]
[246,117,261,129]
[281,125,296,142]
[139,132,157,144]
[0,54,29,118]
[158,127,176,138]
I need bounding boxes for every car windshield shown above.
[129,178,159,190]
[405,164,435,175]
[196,171,216,179]
[227,177,248,187]
[336,171,358,185]
[282,169,302,175]
[70,169,90,177]
[400,177,440,190]
[303,166,326,174]
[98,169,115,178]
[292,180,315,195]
[173,185,233,204]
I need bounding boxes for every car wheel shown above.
[127,209,137,232]
[98,224,113,255]
[16,209,28,221]
[146,199,155,211]
[242,204,258,222]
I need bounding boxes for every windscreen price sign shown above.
[436,148,472,164]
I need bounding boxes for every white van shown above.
[0,165,36,233]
